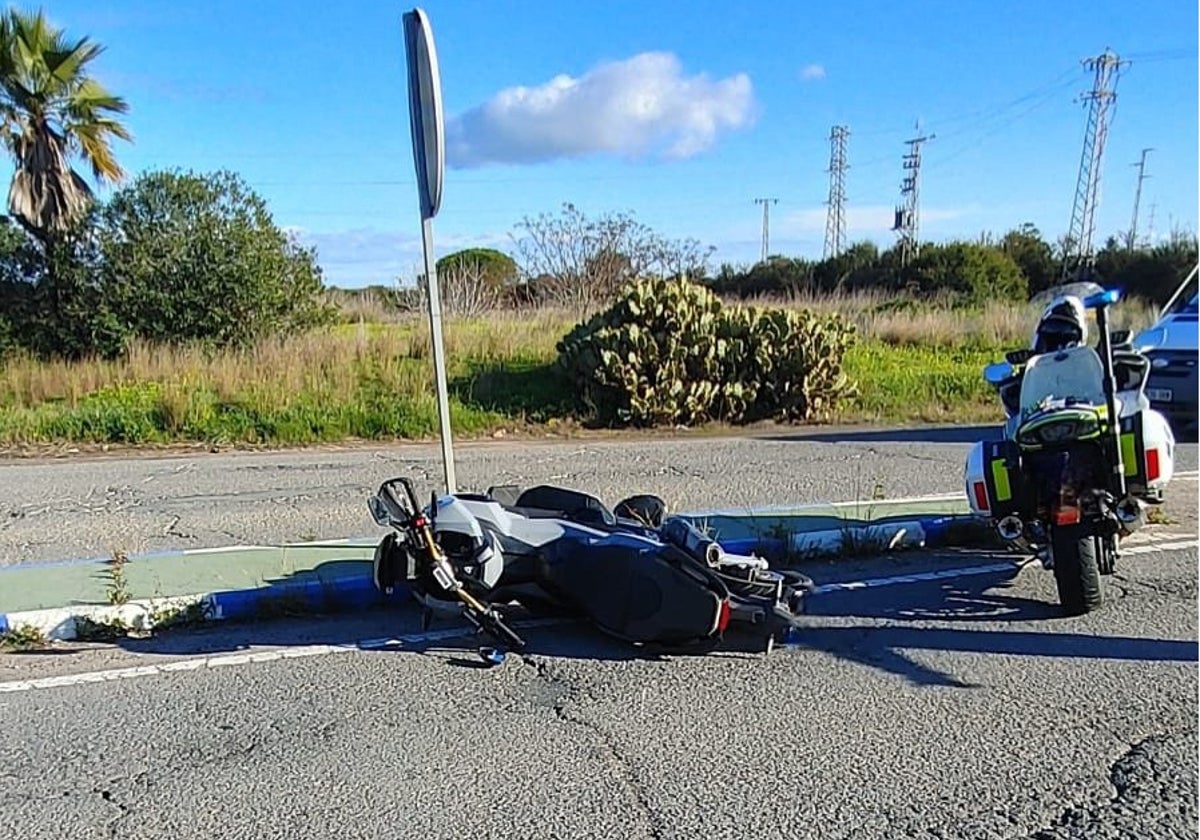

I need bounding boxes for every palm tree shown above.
[0,8,130,247]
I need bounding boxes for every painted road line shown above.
[1121,539,1197,557]
[0,619,567,694]
[810,563,1019,595]
[808,534,1197,595]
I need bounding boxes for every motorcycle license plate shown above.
[1147,388,1173,403]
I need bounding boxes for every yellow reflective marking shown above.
[990,459,1012,502]
[1120,432,1138,477]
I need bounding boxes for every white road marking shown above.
[809,534,1196,596]
[811,563,1017,595]
[0,619,565,694]
[1121,539,1197,556]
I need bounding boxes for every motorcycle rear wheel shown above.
[1050,524,1102,615]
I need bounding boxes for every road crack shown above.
[1027,732,1198,839]
[92,770,152,840]
[522,655,665,840]
[164,515,195,540]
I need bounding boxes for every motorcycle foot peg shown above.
[478,646,507,667]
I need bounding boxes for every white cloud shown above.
[782,204,970,236]
[800,64,826,81]
[446,51,757,167]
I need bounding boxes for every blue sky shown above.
[26,0,1200,288]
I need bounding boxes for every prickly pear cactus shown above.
[557,277,857,426]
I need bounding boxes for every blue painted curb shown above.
[0,510,980,641]
[209,575,406,621]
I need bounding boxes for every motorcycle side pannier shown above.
[964,439,1028,518]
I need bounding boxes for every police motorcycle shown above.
[368,477,813,660]
[964,282,1175,614]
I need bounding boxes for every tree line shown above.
[703,225,1196,308]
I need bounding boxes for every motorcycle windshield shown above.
[1019,346,1107,414]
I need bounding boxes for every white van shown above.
[1135,264,1198,433]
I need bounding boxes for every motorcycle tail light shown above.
[972,481,990,512]
[1146,447,1161,482]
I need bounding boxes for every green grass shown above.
[845,341,1002,424]
[0,301,1022,446]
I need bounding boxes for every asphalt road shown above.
[1,425,1197,565]
[1,430,1196,839]
[0,538,1195,839]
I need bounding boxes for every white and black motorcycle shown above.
[965,283,1175,614]
[368,477,813,657]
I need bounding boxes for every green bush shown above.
[556,277,857,427]
[96,169,334,350]
[906,242,1028,305]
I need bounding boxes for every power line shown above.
[1064,48,1129,278]
[849,65,1081,139]
[753,197,778,262]
[1128,147,1153,250]
[892,128,933,267]
[823,125,850,260]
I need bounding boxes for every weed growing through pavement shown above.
[1146,506,1176,526]
[148,600,213,631]
[0,623,47,650]
[74,614,133,642]
[105,549,131,605]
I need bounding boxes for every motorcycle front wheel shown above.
[1050,524,1103,615]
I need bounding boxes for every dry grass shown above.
[737,290,1157,348]
[0,290,1160,444]
[0,311,573,411]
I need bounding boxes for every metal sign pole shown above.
[421,215,456,492]
[403,8,456,493]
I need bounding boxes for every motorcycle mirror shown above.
[983,361,1013,385]
[1082,288,1121,309]
[368,496,391,526]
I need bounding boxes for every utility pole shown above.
[823,125,850,260]
[1127,147,1153,250]
[754,197,778,262]
[1064,48,1129,278]
[892,128,933,268]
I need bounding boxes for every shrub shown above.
[96,169,334,349]
[557,277,857,426]
[906,241,1028,306]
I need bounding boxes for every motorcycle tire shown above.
[1050,524,1102,615]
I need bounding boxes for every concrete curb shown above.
[1,494,978,642]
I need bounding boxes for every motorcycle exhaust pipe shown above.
[1114,496,1147,533]
[996,514,1024,543]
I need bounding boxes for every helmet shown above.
[1032,294,1088,353]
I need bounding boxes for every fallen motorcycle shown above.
[964,282,1175,614]
[367,477,813,657]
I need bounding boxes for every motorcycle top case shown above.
[964,439,1027,518]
